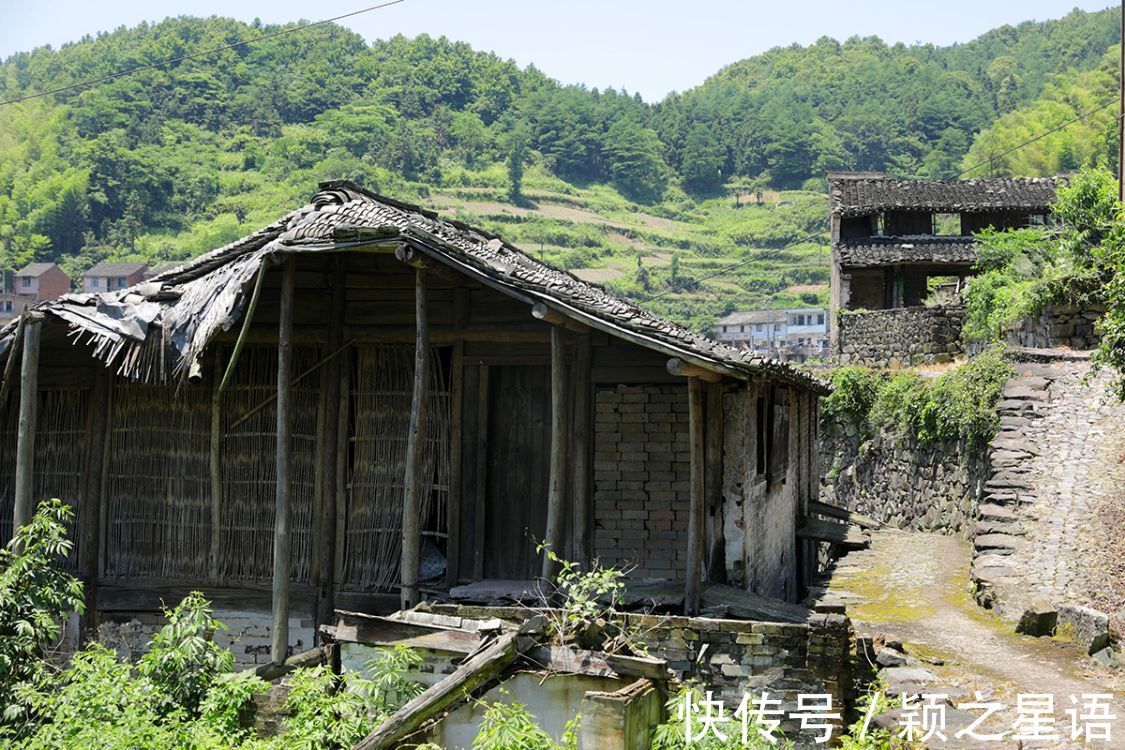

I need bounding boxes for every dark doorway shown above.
[483,365,551,579]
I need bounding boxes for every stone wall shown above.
[593,385,691,580]
[428,604,854,732]
[820,420,987,536]
[1004,305,1104,351]
[837,305,965,367]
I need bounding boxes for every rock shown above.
[875,647,910,667]
[1001,386,1049,401]
[974,520,1022,537]
[978,504,1017,521]
[881,667,936,696]
[1016,601,1057,637]
[972,566,1016,586]
[974,534,1022,552]
[1091,647,1115,668]
[1057,604,1110,655]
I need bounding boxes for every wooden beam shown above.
[316,257,346,633]
[542,326,568,580]
[79,366,109,642]
[532,302,591,333]
[685,377,706,615]
[667,357,723,383]
[401,266,429,609]
[472,365,489,581]
[248,645,327,682]
[13,315,42,538]
[271,257,296,665]
[353,631,524,750]
[571,334,592,567]
[705,381,725,583]
[209,353,223,582]
[446,340,464,588]
[218,260,269,395]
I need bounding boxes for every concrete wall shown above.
[593,385,691,580]
[1004,305,1104,351]
[837,305,965,367]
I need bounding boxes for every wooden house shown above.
[0,182,828,663]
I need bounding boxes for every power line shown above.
[955,99,1118,179]
[0,0,409,107]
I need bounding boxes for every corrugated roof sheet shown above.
[835,237,979,268]
[829,175,1060,217]
[2,181,828,394]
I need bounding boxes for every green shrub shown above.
[918,345,1011,444]
[819,367,882,432]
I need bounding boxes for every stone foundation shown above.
[837,305,965,367]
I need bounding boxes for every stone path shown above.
[970,351,1125,630]
[814,530,1122,748]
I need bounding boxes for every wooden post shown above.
[13,314,42,538]
[271,257,296,665]
[705,381,724,583]
[570,334,592,567]
[316,256,346,632]
[685,377,706,615]
[209,353,223,582]
[401,265,429,610]
[79,367,109,642]
[542,325,568,580]
[445,339,464,588]
[472,365,489,581]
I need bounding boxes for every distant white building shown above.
[715,307,829,362]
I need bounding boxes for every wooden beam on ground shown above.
[571,334,592,567]
[248,645,327,682]
[323,610,480,654]
[808,500,882,529]
[13,314,42,538]
[542,325,569,580]
[667,357,723,383]
[796,517,869,550]
[271,256,296,665]
[401,265,429,609]
[684,377,706,615]
[353,631,523,750]
[316,256,346,633]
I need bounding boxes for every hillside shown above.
[0,7,1119,331]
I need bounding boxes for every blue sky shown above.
[0,1,1116,100]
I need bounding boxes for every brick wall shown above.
[593,385,691,580]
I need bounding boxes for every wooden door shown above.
[483,365,550,579]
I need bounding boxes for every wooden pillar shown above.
[209,354,223,582]
[445,339,464,588]
[13,314,42,538]
[271,257,296,665]
[542,325,569,580]
[570,334,592,567]
[315,257,346,632]
[685,377,706,615]
[705,381,724,583]
[79,367,109,642]
[401,265,429,610]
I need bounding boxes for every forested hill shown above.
[0,6,1118,330]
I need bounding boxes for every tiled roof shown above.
[3,181,828,394]
[829,174,1060,217]
[15,263,60,277]
[717,310,788,326]
[835,237,979,268]
[85,262,148,276]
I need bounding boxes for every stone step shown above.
[984,492,1019,504]
[990,437,1040,455]
[975,520,1023,536]
[985,477,1033,490]
[979,504,1018,521]
[974,533,1023,552]
[972,565,1018,586]
[975,553,1018,568]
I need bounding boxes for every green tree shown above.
[680,124,725,193]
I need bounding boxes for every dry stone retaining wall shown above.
[836,305,965,367]
[1003,305,1104,350]
[820,423,986,537]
